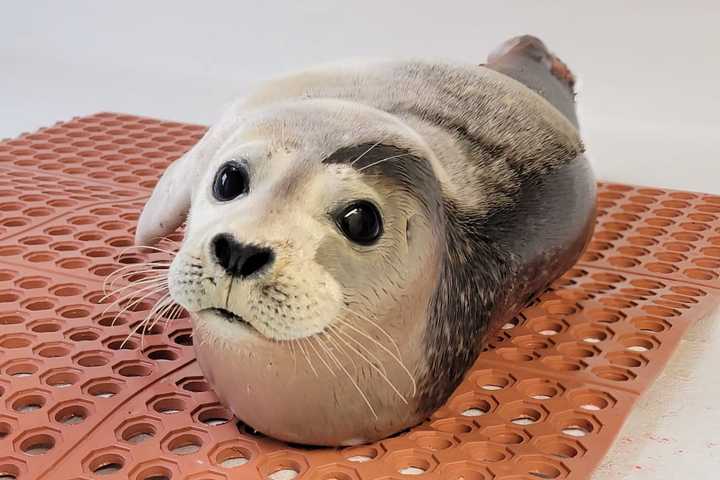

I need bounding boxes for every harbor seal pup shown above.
[135,35,596,445]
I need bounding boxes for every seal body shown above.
[136,36,596,445]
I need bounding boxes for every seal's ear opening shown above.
[135,153,193,246]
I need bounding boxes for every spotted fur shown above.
[136,36,597,445]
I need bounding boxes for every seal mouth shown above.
[204,307,254,329]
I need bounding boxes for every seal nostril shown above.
[240,249,273,278]
[212,234,234,271]
[211,234,274,278]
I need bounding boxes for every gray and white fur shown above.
[135,35,596,445]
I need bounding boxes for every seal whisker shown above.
[356,152,412,173]
[330,325,408,405]
[101,278,169,317]
[154,302,178,333]
[309,336,336,377]
[121,292,171,349]
[341,306,401,357]
[103,272,165,298]
[105,266,169,287]
[106,282,169,328]
[162,303,185,332]
[104,260,169,282]
[349,140,382,167]
[145,234,183,247]
[169,302,183,319]
[100,275,168,304]
[116,245,179,256]
[324,328,357,372]
[105,273,168,299]
[134,293,174,348]
[333,326,388,376]
[288,339,297,373]
[148,297,181,332]
[334,329,392,387]
[104,264,169,294]
[129,288,171,330]
[296,339,318,378]
[338,313,417,397]
[319,335,378,419]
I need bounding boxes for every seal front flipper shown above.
[135,155,192,246]
[486,35,579,128]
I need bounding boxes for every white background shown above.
[2,1,719,193]
[2,2,719,478]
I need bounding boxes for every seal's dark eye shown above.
[337,201,383,245]
[213,162,249,202]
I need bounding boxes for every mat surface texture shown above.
[0,113,718,480]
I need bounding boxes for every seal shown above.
[135,35,596,446]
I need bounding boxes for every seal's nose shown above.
[211,233,274,278]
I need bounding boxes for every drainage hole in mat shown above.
[593,366,636,382]
[87,380,123,398]
[561,419,594,437]
[526,462,562,479]
[569,390,614,411]
[215,446,251,468]
[399,467,425,476]
[147,348,179,362]
[393,455,432,476]
[68,329,100,341]
[173,332,193,346]
[20,434,55,455]
[118,363,153,377]
[535,435,585,460]
[76,353,110,367]
[466,442,509,462]
[345,446,379,463]
[153,398,186,414]
[462,407,486,417]
[459,397,492,417]
[6,361,39,377]
[512,412,541,425]
[12,394,46,413]
[88,453,126,476]
[121,422,157,444]
[180,379,210,392]
[198,406,232,426]
[135,465,172,480]
[268,470,298,480]
[31,320,62,333]
[168,433,202,454]
[475,372,513,391]
[55,404,89,425]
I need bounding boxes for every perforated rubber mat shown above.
[1,113,718,480]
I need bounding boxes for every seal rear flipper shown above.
[486,35,579,129]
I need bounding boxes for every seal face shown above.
[135,36,596,445]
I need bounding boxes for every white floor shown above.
[594,308,720,479]
[2,2,719,478]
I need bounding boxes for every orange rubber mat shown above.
[1,113,718,480]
